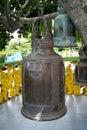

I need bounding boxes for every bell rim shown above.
[21,105,67,121]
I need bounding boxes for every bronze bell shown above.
[21,18,67,121]
[75,46,87,86]
[53,5,76,47]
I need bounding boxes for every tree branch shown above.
[20,12,58,23]
[21,0,30,9]
[16,0,30,9]
[24,10,31,17]
[3,0,21,32]
[4,0,11,16]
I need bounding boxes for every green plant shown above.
[5,38,32,58]
[0,50,6,63]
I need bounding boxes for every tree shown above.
[0,0,58,49]
[1,0,87,50]
[0,0,10,50]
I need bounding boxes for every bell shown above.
[21,18,67,121]
[53,4,76,47]
[75,46,87,86]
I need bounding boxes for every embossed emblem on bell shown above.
[53,4,76,47]
[75,46,87,86]
[21,17,67,121]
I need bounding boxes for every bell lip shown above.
[75,81,87,86]
[21,106,67,121]
[53,36,76,47]
[79,57,87,61]
[53,45,77,47]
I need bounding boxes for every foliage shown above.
[0,0,83,50]
[5,37,32,57]
[0,50,6,63]
[0,0,10,50]
[0,0,58,50]
[0,34,32,63]
[76,31,82,46]
[0,25,10,50]
[21,24,32,39]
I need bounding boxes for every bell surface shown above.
[21,39,67,121]
[53,6,76,47]
[21,17,66,121]
[75,60,87,86]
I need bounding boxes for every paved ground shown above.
[0,94,87,130]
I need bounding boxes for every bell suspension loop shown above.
[31,20,41,52]
[43,17,53,48]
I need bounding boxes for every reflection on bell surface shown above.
[75,46,87,86]
[53,5,76,47]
